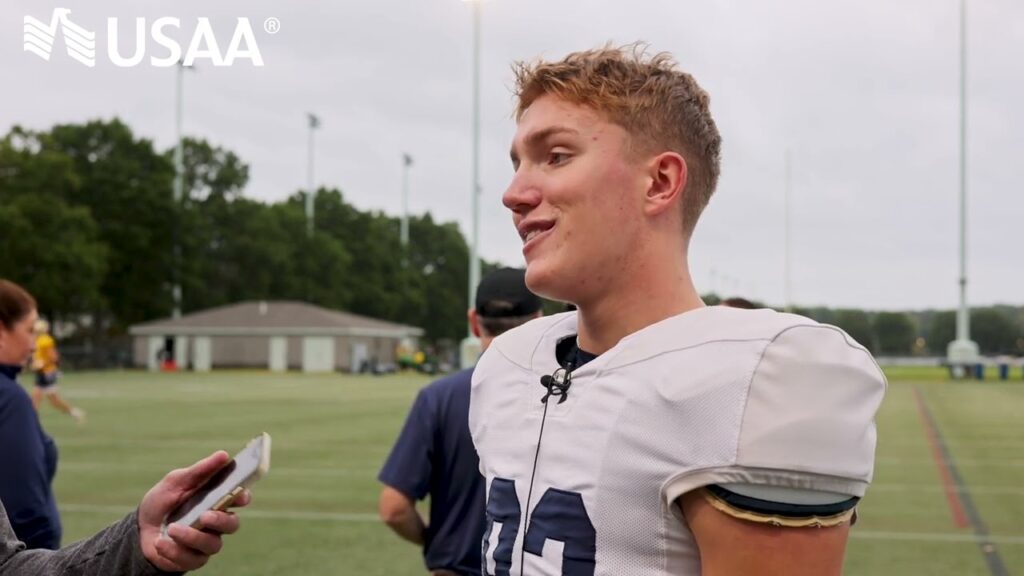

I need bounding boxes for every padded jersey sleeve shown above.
[665,323,887,504]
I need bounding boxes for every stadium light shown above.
[172,60,195,319]
[947,0,979,375]
[306,113,321,238]
[460,0,483,367]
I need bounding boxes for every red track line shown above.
[913,387,970,529]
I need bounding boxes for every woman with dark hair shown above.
[0,279,61,550]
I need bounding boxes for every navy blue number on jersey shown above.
[483,478,596,576]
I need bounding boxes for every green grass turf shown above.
[19,367,1024,575]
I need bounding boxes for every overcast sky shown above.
[3,0,1021,311]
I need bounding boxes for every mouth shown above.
[518,219,556,253]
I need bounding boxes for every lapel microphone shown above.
[540,367,572,404]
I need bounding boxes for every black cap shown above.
[475,268,542,318]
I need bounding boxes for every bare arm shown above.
[679,491,850,576]
[378,486,426,546]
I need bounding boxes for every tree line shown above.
[0,119,474,350]
[707,296,1024,357]
[1,119,1021,359]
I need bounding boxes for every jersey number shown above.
[482,478,596,576]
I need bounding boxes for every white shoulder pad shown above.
[736,323,887,489]
[469,312,575,469]
[485,311,576,370]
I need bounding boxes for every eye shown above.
[548,150,571,166]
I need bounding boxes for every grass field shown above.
[24,367,1024,575]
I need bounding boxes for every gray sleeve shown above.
[0,501,178,576]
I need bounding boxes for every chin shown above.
[524,258,573,303]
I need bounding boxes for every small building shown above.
[129,301,423,373]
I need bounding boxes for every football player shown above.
[469,45,887,575]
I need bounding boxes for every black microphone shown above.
[540,367,572,404]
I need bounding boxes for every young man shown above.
[469,46,887,575]
[31,320,85,423]
[379,268,542,576]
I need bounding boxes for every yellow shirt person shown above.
[31,319,85,423]
[33,333,59,375]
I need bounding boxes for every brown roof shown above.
[129,301,423,337]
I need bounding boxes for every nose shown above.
[502,170,542,216]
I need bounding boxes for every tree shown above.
[43,119,177,329]
[971,309,1017,355]
[873,312,916,355]
[171,138,260,311]
[927,309,1019,356]
[170,137,250,203]
[832,309,875,352]
[0,195,106,323]
[407,214,471,342]
[927,311,956,354]
[0,127,80,201]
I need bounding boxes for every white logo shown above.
[24,8,97,67]
[23,9,268,67]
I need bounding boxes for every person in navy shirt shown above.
[0,281,61,550]
[379,268,542,576]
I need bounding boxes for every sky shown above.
[2,0,1021,311]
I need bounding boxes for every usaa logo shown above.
[23,8,275,68]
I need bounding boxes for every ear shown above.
[467,309,483,338]
[643,152,687,218]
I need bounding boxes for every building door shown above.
[351,342,369,374]
[269,337,287,372]
[302,336,335,373]
[193,337,212,372]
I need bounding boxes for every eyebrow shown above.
[510,126,581,165]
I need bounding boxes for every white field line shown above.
[58,461,378,477]
[58,504,1024,544]
[60,504,378,523]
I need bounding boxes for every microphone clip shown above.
[540,367,572,405]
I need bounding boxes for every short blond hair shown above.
[513,43,722,236]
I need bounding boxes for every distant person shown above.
[1,278,250,573]
[721,296,757,309]
[31,319,85,424]
[378,268,542,576]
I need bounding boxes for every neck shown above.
[0,363,21,379]
[479,335,494,352]
[576,245,703,355]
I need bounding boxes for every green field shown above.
[25,368,1024,575]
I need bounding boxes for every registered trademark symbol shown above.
[263,17,280,34]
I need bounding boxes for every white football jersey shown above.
[469,306,887,576]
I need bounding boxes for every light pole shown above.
[401,153,412,249]
[947,0,979,376]
[171,61,193,319]
[460,0,483,367]
[468,0,482,323]
[306,113,321,238]
[784,149,792,312]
